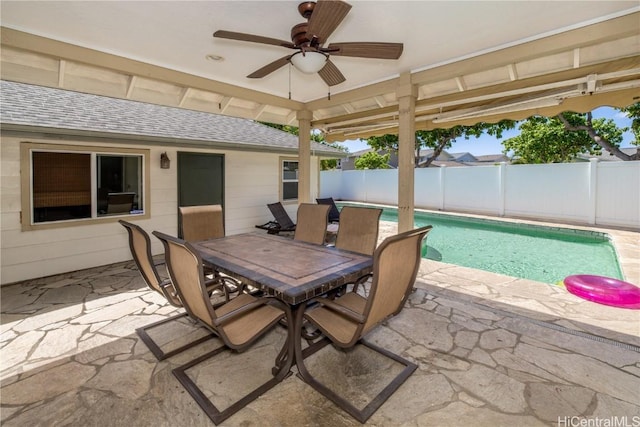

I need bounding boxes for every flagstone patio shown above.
[1,221,639,426]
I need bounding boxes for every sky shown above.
[338,106,635,156]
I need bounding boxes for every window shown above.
[281,158,298,201]
[22,143,149,228]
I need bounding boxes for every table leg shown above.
[273,303,329,376]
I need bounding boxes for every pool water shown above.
[340,203,623,284]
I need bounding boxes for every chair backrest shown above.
[294,203,330,245]
[179,204,224,242]
[316,197,340,223]
[335,206,382,255]
[108,192,135,214]
[119,220,163,293]
[152,231,220,331]
[361,225,432,336]
[267,202,296,229]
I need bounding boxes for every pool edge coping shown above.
[341,200,640,286]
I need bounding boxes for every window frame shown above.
[20,142,151,230]
[279,157,299,204]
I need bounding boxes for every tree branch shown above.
[556,114,637,161]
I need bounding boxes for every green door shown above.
[177,152,224,233]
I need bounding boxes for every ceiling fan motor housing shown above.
[291,23,310,46]
[297,2,316,19]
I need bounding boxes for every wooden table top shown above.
[192,232,373,305]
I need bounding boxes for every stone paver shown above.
[1,223,639,426]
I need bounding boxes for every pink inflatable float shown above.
[563,275,640,309]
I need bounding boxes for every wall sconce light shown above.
[160,152,170,169]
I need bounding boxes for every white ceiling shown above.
[2,0,638,103]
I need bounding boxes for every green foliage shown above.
[355,151,391,169]
[260,122,299,135]
[619,102,639,144]
[366,120,515,167]
[503,112,625,163]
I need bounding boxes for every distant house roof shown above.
[475,154,510,163]
[0,80,342,156]
[576,147,639,161]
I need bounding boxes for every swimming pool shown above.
[339,203,623,284]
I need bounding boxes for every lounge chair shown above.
[294,225,433,423]
[119,220,234,360]
[255,202,297,234]
[152,230,292,425]
[316,197,340,223]
[294,203,330,245]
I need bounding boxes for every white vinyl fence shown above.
[320,159,640,229]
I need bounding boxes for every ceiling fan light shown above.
[290,51,327,74]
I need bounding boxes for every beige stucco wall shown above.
[0,136,319,285]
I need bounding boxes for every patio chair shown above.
[255,201,297,234]
[334,206,382,255]
[333,206,383,295]
[119,220,234,361]
[179,204,240,293]
[179,204,225,241]
[294,225,433,423]
[107,192,135,214]
[294,203,330,245]
[316,197,341,223]
[152,230,292,425]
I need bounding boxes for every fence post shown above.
[499,162,507,216]
[588,158,598,225]
[439,165,446,211]
[362,169,368,203]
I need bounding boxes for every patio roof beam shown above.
[317,58,640,137]
[0,27,303,112]
[325,86,640,142]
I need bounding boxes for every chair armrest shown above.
[213,299,266,327]
[159,279,182,307]
[311,297,366,324]
[351,273,373,293]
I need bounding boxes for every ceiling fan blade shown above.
[306,0,352,44]
[318,59,346,86]
[214,30,295,49]
[326,42,403,59]
[247,55,292,78]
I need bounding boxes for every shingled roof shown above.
[0,80,342,155]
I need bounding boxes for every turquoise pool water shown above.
[339,203,623,284]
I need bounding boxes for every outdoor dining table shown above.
[191,231,373,369]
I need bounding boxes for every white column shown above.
[396,73,417,233]
[297,110,312,204]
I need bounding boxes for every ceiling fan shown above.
[213,0,403,87]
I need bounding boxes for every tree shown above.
[366,121,516,168]
[503,106,639,163]
[354,151,391,170]
[259,122,347,170]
